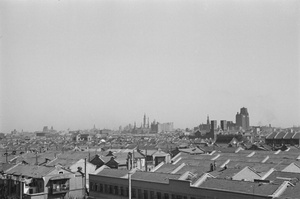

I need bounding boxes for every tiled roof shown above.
[46,158,78,167]
[131,171,181,184]
[155,164,178,173]
[293,132,300,139]
[277,182,300,199]
[282,132,294,139]
[209,168,241,179]
[266,132,277,139]
[200,178,280,195]
[176,165,207,176]
[179,147,204,154]
[6,164,54,178]
[96,168,182,184]
[96,168,128,178]
[0,163,15,172]
[265,171,300,183]
[275,132,286,139]
[57,151,89,160]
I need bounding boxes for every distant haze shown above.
[0,0,299,133]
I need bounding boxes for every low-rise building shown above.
[3,164,84,199]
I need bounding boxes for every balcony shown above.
[52,184,70,194]
[50,176,70,194]
[23,192,47,199]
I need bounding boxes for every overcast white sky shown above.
[0,0,299,133]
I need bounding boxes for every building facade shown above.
[220,120,227,131]
[89,168,285,199]
[236,107,250,130]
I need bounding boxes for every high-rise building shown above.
[151,121,174,133]
[235,107,250,130]
[143,114,146,128]
[198,115,210,132]
[220,120,227,131]
[211,120,218,130]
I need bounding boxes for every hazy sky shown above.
[0,0,299,133]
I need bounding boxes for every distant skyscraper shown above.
[198,115,210,132]
[211,120,217,130]
[43,126,48,132]
[236,107,250,130]
[151,121,174,133]
[143,114,146,128]
[220,120,227,131]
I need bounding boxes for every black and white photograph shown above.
[0,0,299,199]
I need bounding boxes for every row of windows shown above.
[90,182,207,199]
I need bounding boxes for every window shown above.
[114,186,118,195]
[176,195,182,199]
[120,187,124,196]
[90,182,94,191]
[109,185,113,194]
[99,184,103,192]
[183,197,187,199]
[138,189,142,198]
[150,191,155,199]
[126,187,129,196]
[172,194,176,199]
[52,179,70,194]
[144,190,148,199]
[104,184,108,193]
[132,188,136,198]
[157,192,162,199]
[190,197,196,199]
[164,193,169,199]
[94,183,98,191]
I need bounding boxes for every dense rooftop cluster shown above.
[0,124,299,199]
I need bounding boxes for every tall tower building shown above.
[220,120,227,131]
[236,107,250,130]
[147,117,150,128]
[143,114,146,128]
[211,120,217,130]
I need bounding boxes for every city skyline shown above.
[2,108,298,133]
[1,0,299,133]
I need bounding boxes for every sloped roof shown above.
[200,178,280,195]
[6,164,54,178]
[0,163,15,172]
[179,147,205,154]
[277,182,300,199]
[275,132,286,139]
[209,168,241,179]
[266,132,277,139]
[131,171,181,184]
[96,168,128,178]
[265,171,300,184]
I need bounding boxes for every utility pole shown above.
[128,170,134,199]
[20,179,23,199]
[84,158,87,198]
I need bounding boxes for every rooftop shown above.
[200,178,280,196]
